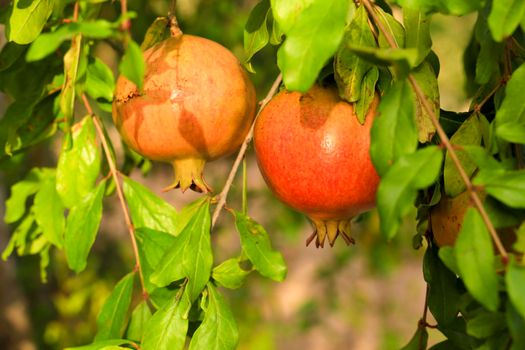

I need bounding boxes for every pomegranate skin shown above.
[113,34,256,192]
[254,84,380,247]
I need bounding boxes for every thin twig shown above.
[82,94,148,299]
[73,1,79,21]
[120,0,131,32]
[361,0,508,263]
[211,74,282,227]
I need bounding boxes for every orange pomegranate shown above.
[113,28,256,192]
[254,84,380,247]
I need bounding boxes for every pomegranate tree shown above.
[254,84,380,247]
[113,25,256,192]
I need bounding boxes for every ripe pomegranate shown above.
[254,84,380,247]
[113,25,256,192]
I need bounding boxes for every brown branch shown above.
[82,94,148,299]
[211,74,282,227]
[120,0,131,32]
[361,0,508,263]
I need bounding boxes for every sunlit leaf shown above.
[488,0,525,41]
[244,0,270,73]
[33,174,65,248]
[506,257,525,320]
[126,301,152,343]
[119,40,145,91]
[212,258,251,290]
[140,17,170,51]
[65,339,135,350]
[495,63,525,144]
[4,168,44,223]
[403,8,432,66]
[473,169,525,208]
[59,34,83,129]
[390,0,483,15]
[7,0,54,44]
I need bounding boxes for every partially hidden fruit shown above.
[254,84,380,247]
[113,27,256,192]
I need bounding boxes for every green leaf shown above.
[454,208,499,311]
[33,174,65,248]
[411,60,439,143]
[64,180,106,273]
[495,63,525,144]
[506,257,525,320]
[2,213,38,260]
[391,0,483,15]
[59,34,83,126]
[56,116,101,208]
[85,57,115,107]
[423,247,460,325]
[142,287,190,350]
[488,0,525,41]
[444,113,482,197]
[377,146,443,239]
[438,317,477,349]
[438,246,459,275]
[234,212,286,282]
[513,222,525,253]
[95,272,135,341]
[244,0,270,73]
[119,40,145,91]
[122,177,180,234]
[7,0,54,44]
[126,301,152,343]
[400,326,428,350]
[269,12,284,45]
[150,199,212,302]
[375,6,405,49]
[334,6,376,104]
[189,284,238,350]
[65,339,135,350]
[354,67,379,123]
[474,12,504,85]
[135,228,176,271]
[370,80,417,176]
[347,44,419,75]
[4,168,43,223]
[403,8,432,66]
[507,300,525,350]
[473,169,525,208]
[429,340,463,350]
[466,311,506,338]
[140,17,170,51]
[275,0,349,92]
[0,42,26,72]
[212,258,251,289]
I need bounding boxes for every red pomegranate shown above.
[254,84,380,247]
[113,27,256,192]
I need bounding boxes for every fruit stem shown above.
[167,158,210,193]
[168,0,183,38]
[361,0,508,263]
[211,74,283,228]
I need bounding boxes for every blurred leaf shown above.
[56,116,101,208]
[65,339,135,350]
[60,34,83,131]
[95,272,135,341]
[119,40,144,91]
[85,57,115,109]
[462,145,505,170]
[347,44,419,75]
[189,284,238,350]
[428,340,463,350]
[507,300,525,350]
[234,211,287,282]
[64,180,106,273]
[444,113,482,197]
[122,177,180,235]
[370,80,417,176]
[495,63,525,144]
[377,146,443,239]
[400,326,428,350]
[6,0,53,44]
[513,222,525,253]
[474,12,504,84]
[141,17,170,51]
[274,0,349,92]
[212,258,251,289]
[33,173,65,248]
[390,0,483,15]
[466,311,506,338]
[403,8,432,66]
[438,246,459,275]
[2,214,38,260]
[506,257,525,320]
[269,12,284,45]
[488,0,525,42]
[454,208,499,311]
[411,60,439,143]
[375,6,405,49]
[423,247,460,325]
[334,6,376,104]
[126,301,152,343]
[244,0,270,73]
[151,198,212,302]
[142,287,190,350]
[0,42,26,72]
[4,168,43,223]
[354,67,379,123]
[473,169,525,208]
[438,317,478,349]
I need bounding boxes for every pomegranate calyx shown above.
[164,158,211,193]
[306,218,355,248]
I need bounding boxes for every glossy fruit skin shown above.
[113,34,256,192]
[254,84,380,247]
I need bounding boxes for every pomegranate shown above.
[113,25,256,192]
[254,84,380,247]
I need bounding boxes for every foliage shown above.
[1,0,525,349]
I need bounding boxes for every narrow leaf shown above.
[496,63,525,144]
[119,40,145,91]
[95,272,135,341]
[212,258,251,290]
[4,168,43,223]
[60,34,83,128]
[454,208,499,311]
[140,17,170,51]
[244,0,270,72]
[64,180,106,273]
[126,301,152,343]
[33,175,65,248]
[234,212,287,282]
[411,60,439,143]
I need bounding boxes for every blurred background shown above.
[0,1,476,349]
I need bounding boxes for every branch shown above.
[361,0,508,263]
[211,74,282,227]
[82,94,148,299]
